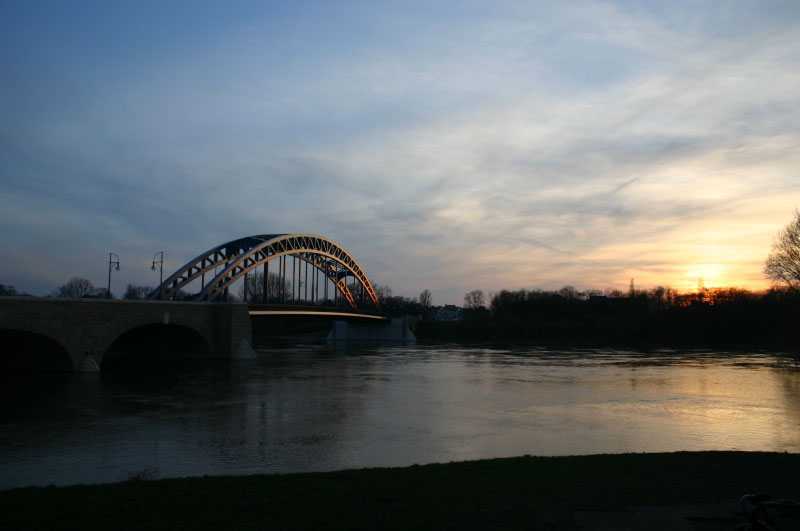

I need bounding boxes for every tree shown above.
[0,284,17,296]
[765,209,800,290]
[373,284,393,307]
[418,289,432,318]
[558,285,579,301]
[123,284,154,300]
[93,288,112,299]
[239,270,292,303]
[55,277,96,298]
[463,289,485,310]
[379,295,420,317]
[463,289,488,320]
[172,289,195,301]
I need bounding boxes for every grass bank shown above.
[1,452,798,530]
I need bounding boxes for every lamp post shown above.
[108,253,120,299]
[151,251,164,300]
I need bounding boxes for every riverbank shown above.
[2,452,798,530]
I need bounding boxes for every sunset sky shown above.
[2,1,799,305]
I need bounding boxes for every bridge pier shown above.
[327,316,417,343]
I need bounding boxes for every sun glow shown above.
[684,264,728,290]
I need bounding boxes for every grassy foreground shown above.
[1,452,798,530]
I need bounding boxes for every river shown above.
[1,344,799,490]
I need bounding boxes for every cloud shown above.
[1,1,799,302]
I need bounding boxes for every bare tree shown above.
[605,288,624,298]
[463,289,485,310]
[239,270,293,303]
[419,289,432,316]
[123,284,154,300]
[558,285,579,301]
[172,289,195,301]
[0,284,17,296]
[765,209,800,290]
[93,288,112,299]
[55,277,96,298]
[373,284,393,306]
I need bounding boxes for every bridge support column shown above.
[327,316,417,343]
[216,304,256,360]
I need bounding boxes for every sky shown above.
[1,0,799,305]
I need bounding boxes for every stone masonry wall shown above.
[0,297,253,370]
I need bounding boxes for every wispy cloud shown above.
[1,1,799,302]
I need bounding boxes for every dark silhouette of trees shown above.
[364,284,419,316]
[419,289,432,318]
[558,285,579,301]
[373,284,393,306]
[172,289,195,301]
[239,270,293,303]
[765,209,800,290]
[464,289,485,310]
[381,296,420,317]
[348,281,380,310]
[463,289,488,320]
[0,284,17,296]
[123,284,154,300]
[55,277,97,298]
[459,285,800,347]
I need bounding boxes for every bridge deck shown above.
[247,304,389,321]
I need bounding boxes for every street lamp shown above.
[108,252,120,299]
[151,252,164,300]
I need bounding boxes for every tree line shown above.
[414,285,800,347]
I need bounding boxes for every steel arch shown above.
[148,234,380,308]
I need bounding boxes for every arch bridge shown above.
[0,235,391,372]
[149,234,380,312]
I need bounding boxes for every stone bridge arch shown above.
[94,305,217,369]
[0,298,254,372]
[0,321,78,371]
[0,298,88,371]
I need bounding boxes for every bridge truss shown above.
[148,234,380,309]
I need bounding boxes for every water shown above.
[1,344,799,490]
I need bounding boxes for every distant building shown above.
[434,304,462,321]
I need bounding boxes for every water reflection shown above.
[1,345,799,490]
